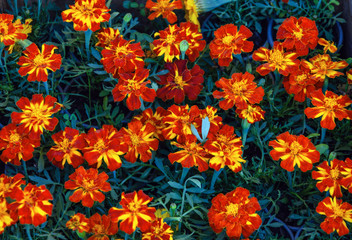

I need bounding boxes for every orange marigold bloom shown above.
[301,54,348,82]
[169,135,209,172]
[304,90,352,130]
[82,125,127,171]
[236,104,265,124]
[47,127,86,169]
[66,213,90,233]
[316,197,352,236]
[61,0,110,32]
[0,199,15,234]
[157,60,204,104]
[109,190,156,235]
[208,187,262,239]
[276,16,318,56]
[119,120,159,163]
[269,131,320,172]
[213,72,264,110]
[340,158,352,193]
[252,41,299,76]
[346,69,352,85]
[0,173,25,200]
[100,35,145,77]
[112,68,156,111]
[0,123,40,165]
[209,24,253,67]
[142,218,174,240]
[0,14,27,46]
[197,106,223,135]
[11,94,62,140]
[152,24,182,62]
[64,166,111,207]
[18,43,62,82]
[318,38,338,54]
[95,27,120,48]
[179,21,206,62]
[88,213,118,240]
[8,183,53,226]
[6,17,32,53]
[146,0,182,24]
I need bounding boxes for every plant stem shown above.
[320,127,326,143]
[241,119,251,147]
[85,29,92,61]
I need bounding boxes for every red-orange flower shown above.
[347,69,352,85]
[179,21,206,62]
[236,104,265,123]
[95,27,120,48]
[66,213,90,233]
[142,218,174,240]
[304,90,352,130]
[47,127,86,169]
[109,190,156,235]
[101,35,145,77]
[82,125,127,171]
[8,183,53,226]
[208,187,262,239]
[0,14,27,46]
[157,60,204,104]
[152,24,182,62]
[277,16,318,56]
[213,72,264,110]
[209,24,253,67]
[119,120,159,163]
[64,166,111,207]
[11,94,62,139]
[0,173,25,200]
[269,131,320,172]
[318,38,338,54]
[18,43,62,82]
[316,197,352,236]
[0,199,15,234]
[112,68,156,111]
[252,41,299,76]
[0,123,40,165]
[146,0,182,24]
[88,213,118,240]
[61,0,110,32]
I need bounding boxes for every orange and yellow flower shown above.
[340,158,352,193]
[11,94,62,139]
[82,125,127,171]
[4,17,32,53]
[142,218,174,240]
[66,213,90,233]
[0,14,27,46]
[88,213,118,240]
[8,183,53,226]
[318,38,338,54]
[112,68,156,111]
[47,127,86,169]
[157,60,204,104]
[182,0,200,29]
[0,199,15,234]
[0,173,25,200]
[179,21,206,61]
[64,166,111,207]
[213,72,264,110]
[316,197,352,236]
[276,16,319,56]
[252,41,299,76]
[109,190,156,235]
[209,24,253,67]
[95,27,120,48]
[236,104,265,123]
[346,69,352,85]
[61,0,110,32]
[18,43,62,82]
[146,0,183,24]
[269,131,320,172]
[304,90,352,130]
[208,187,262,239]
[152,24,182,62]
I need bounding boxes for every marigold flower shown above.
[7,18,32,54]
[142,218,174,240]
[18,43,62,82]
[95,27,120,48]
[340,158,352,192]
[213,72,264,110]
[312,159,346,198]
[252,41,299,76]
[82,125,127,171]
[236,104,265,124]
[0,123,40,165]
[316,197,352,236]
[66,213,90,233]
[0,14,27,46]
[109,190,156,235]
[62,0,110,32]
[64,166,111,207]
[47,127,86,169]
[88,213,118,240]
[269,131,320,172]
[0,199,15,234]
[304,89,352,130]
[0,173,25,200]
[197,106,223,135]
[11,94,62,139]
[152,24,182,62]
[112,68,156,111]
[318,38,338,54]
[276,16,319,56]
[346,69,352,85]
[146,0,182,24]
[8,183,53,226]
[208,187,262,239]
[209,24,253,67]
[100,35,145,77]
[182,0,200,30]
[179,21,206,61]
[301,54,348,82]
[157,60,204,104]
[119,120,159,163]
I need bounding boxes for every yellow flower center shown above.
[324,97,338,110]
[225,203,239,216]
[330,168,341,180]
[0,22,10,36]
[82,179,96,191]
[332,205,345,218]
[94,139,106,152]
[230,82,245,97]
[293,26,304,40]
[9,132,21,143]
[59,138,71,151]
[128,201,141,213]
[22,190,35,206]
[92,224,104,233]
[126,79,141,92]
[222,35,235,45]
[269,49,284,66]
[33,54,47,68]
[174,72,185,89]
[115,45,129,57]
[295,74,308,85]
[130,133,141,146]
[77,4,94,16]
[165,34,176,44]
[289,141,303,155]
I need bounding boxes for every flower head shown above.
[66,213,90,233]
[236,104,265,123]
[87,213,118,240]
[146,0,183,24]
[95,27,120,48]
[0,173,25,200]
[18,43,62,82]
[179,21,206,61]
[0,14,27,46]
[318,38,338,54]
[183,0,200,29]
[142,218,174,240]
[152,24,182,62]
[346,69,352,85]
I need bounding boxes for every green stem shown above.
[85,29,92,61]
[37,0,41,18]
[43,81,49,96]
[241,119,251,147]
[23,160,29,182]
[320,127,326,143]
[25,225,33,240]
[322,78,328,93]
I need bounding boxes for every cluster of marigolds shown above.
[1,0,352,239]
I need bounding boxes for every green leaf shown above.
[168,181,184,189]
[315,144,329,156]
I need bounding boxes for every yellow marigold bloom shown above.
[7,18,32,53]
[347,69,352,85]
[61,0,110,32]
[66,213,90,233]
[0,14,27,46]
[0,199,15,234]
[182,0,200,30]
[318,38,338,54]
[153,24,182,62]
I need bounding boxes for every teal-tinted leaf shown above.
[201,117,210,140]
[168,181,184,189]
